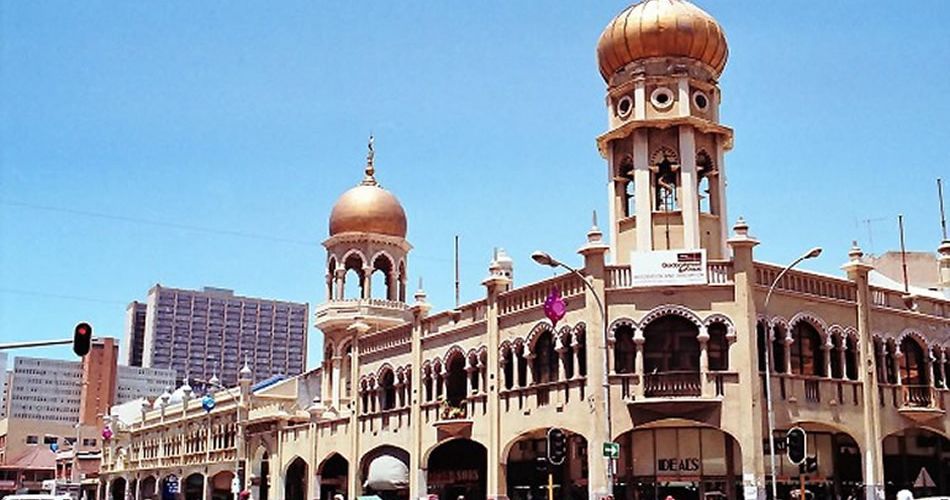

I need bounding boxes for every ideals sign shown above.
[657,458,701,473]
[631,249,707,287]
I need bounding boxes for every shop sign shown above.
[603,442,620,459]
[630,249,707,287]
[164,475,180,494]
[657,458,700,473]
[427,469,479,485]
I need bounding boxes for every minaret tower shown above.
[315,137,412,411]
[595,0,733,262]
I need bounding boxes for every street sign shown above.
[914,467,936,488]
[603,442,620,459]
[164,475,180,494]
[231,477,241,494]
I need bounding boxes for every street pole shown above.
[195,377,242,500]
[532,252,613,499]
[0,338,97,350]
[762,247,821,499]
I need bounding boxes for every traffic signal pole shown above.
[0,338,83,350]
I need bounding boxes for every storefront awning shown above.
[363,454,408,491]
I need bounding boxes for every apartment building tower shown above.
[126,285,308,388]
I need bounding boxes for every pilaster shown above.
[483,260,512,500]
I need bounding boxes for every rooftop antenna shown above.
[939,178,947,240]
[856,217,887,256]
[898,214,910,294]
[454,235,460,308]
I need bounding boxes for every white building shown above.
[115,366,175,403]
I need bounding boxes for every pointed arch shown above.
[443,346,466,366]
[702,313,736,340]
[896,328,930,352]
[649,146,679,165]
[640,304,703,329]
[608,318,637,343]
[525,321,555,351]
[789,311,830,343]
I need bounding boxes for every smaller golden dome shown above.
[597,0,728,82]
[328,137,407,239]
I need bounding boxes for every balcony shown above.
[897,385,945,423]
[644,371,702,397]
[313,298,409,330]
[432,400,473,439]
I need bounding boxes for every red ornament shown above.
[543,286,567,327]
[102,426,113,440]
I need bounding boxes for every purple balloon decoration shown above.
[543,286,567,327]
[102,426,113,440]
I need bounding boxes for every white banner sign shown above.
[630,249,707,286]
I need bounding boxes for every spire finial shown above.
[363,134,376,185]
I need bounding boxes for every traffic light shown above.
[73,322,92,357]
[786,427,807,465]
[547,427,567,466]
[798,456,818,474]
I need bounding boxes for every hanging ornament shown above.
[102,426,113,440]
[202,394,216,413]
[543,286,567,327]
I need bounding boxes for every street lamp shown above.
[531,251,614,499]
[194,368,249,500]
[762,246,821,499]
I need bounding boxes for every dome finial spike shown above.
[363,134,377,185]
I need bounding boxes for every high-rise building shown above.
[0,353,8,419]
[127,285,308,387]
[123,301,147,367]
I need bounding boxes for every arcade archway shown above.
[318,453,348,500]
[285,457,308,500]
[506,429,587,500]
[614,426,739,500]
[184,474,204,500]
[111,478,127,500]
[427,439,487,500]
[884,428,950,498]
[140,476,157,500]
[210,471,235,500]
[765,425,862,500]
[361,446,409,500]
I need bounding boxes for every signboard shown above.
[602,442,620,459]
[231,477,241,494]
[914,467,936,488]
[630,249,707,287]
[164,475,180,494]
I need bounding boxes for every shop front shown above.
[765,429,862,500]
[427,439,486,500]
[505,430,587,500]
[883,428,950,498]
[614,427,740,500]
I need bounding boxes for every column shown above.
[925,352,935,387]
[698,326,710,397]
[331,357,342,410]
[201,475,209,500]
[839,341,848,380]
[633,129,652,252]
[362,266,373,299]
[823,343,833,378]
[679,126,700,248]
[556,344,568,382]
[894,349,903,385]
[334,269,345,300]
[633,334,645,399]
[524,353,535,386]
[784,336,794,375]
[388,271,399,301]
[572,342,583,380]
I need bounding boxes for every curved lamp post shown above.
[763,246,821,499]
[194,371,246,500]
[531,251,613,499]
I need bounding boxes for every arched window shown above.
[342,253,364,299]
[830,336,843,379]
[533,330,558,384]
[654,156,678,212]
[423,367,433,402]
[469,355,480,393]
[380,370,396,411]
[614,325,636,374]
[899,337,928,386]
[517,346,528,387]
[577,333,587,377]
[620,156,635,218]
[707,323,729,371]
[370,254,393,300]
[502,349,514,390]
[643,315,700,373]
[445,356,466,407]
[790,322,825,376]
[696,151,714,214]
[845,337,858,381]
[772,326,787,374]
[883,341,897,384]
[562,337,575,380]
[327,257,337,300]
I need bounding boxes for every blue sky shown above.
[2,2,949,370]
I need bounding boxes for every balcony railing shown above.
[902,385,938,409]
[644,371,701,398]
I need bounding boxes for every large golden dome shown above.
[596,0,728,82]
[328,140,407,239]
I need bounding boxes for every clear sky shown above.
[2,2,948,371]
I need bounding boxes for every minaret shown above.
[595,0,733,262]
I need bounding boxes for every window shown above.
[613,325,636,374]
[43,436,58,445]
[654,156,678,212]
[532,330,558,384]
[707,323,729,371]
[643,316,700,373]
[26,435,38,444]
[790,322,825,376]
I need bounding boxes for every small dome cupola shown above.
[596,0,728,83]
[328,137,408,238]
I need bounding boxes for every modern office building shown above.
[100,2,950,500]
[0,353,8,419]
[126,285,308,388]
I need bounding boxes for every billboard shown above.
[630,249,707,286]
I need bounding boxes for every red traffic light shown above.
[73,322,92,357]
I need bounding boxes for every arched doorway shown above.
[184,474,204,500]
[883,428,950,498]
[251,447,271,500]
[285,457,308,500]
[112,478,127,500]
[765,425,861,500]
[361,446,409,500]
[210,471,235,500]
[428,439,487,500]
[318,453,348,500]
[140,476,157,500]
[506,429,587,500]
[614,426,740,500]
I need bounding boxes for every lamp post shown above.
[531,251,613,499]
[762,246,822,499]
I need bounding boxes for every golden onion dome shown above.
[596,0,728,82]
[328,138,408,239]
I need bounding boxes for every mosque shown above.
[99,1,950,500]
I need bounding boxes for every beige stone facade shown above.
[99,2,950,500]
